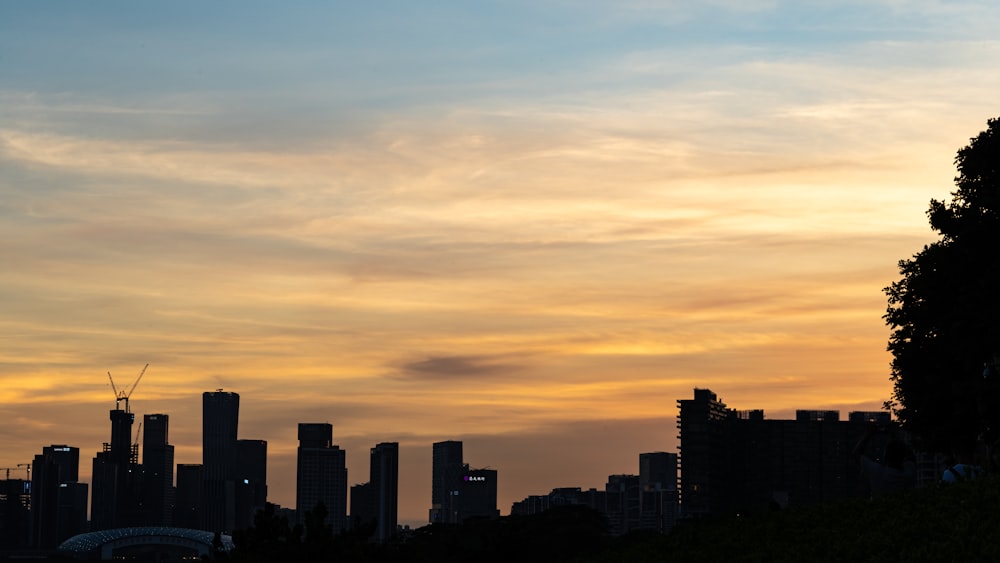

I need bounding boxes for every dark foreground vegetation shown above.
[216,475,1000,563]
[597,476,1000,562]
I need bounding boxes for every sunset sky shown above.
[3,1,1000,526]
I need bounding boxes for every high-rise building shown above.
[141,414,175,526]
[430,440,464,523]
[638,452,679,533]
[605,474,640,536]
[235,439,268,530]
[678,388,878,518]
[460,467,498,521]
[203,390,239,532]
[296,423,347,534]
[0,478,31,549]
[32,445,87,547]
[369,442,399,542]
[676,388,731,519]
[350,481,372,530]
[91,406,140,530]
[174,464,204,529]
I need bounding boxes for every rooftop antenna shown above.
[107,363,148,414]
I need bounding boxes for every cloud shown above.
[395,355,521,380]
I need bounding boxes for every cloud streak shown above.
[3,1,1000,523]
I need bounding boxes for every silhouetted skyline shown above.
[4,1,1000,526]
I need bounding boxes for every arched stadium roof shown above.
[59,526,234,556]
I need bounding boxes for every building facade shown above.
[429,440,464,524]
[141,414,175,526]
[203,391,240,532]
[369,442,399,542]
[678,388,886,518]
[296,423,347,534]
[32,445,87,548]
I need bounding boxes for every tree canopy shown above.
[885,117,1000,450]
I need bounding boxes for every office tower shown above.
[235,439,268,530]
[369,442,399,542]
[460,468,498,521]
[296,423,347,534]
[350,482,372,529]
[174,464,204,529]
[32,445,86,548]
[141,414,175,526]
[605,474,641,537]
[639,452,676,492]
[676,388,731,519]
[91,406,140,530]
[430,440,464,523]
[0,478,31,549]
[203,390,239,532]
[678,388,878,518]
[638,452,678,533]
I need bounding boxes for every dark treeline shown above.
[212,502,611,563]
[210,474,1000,563]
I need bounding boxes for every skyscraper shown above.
[141,414,175,526]
[638,452,678,533]
[369,442,399,542]
[203,390,239,532]
[174,464,204,529]
[460,467,499,521]
[0,478,31,549]
[32,445,86,548]
[91,406,139,530]
[296,423,347,534]
[235,439,267,530]
[430,440,464,523]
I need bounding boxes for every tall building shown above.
[296,423,347,534]
[369,442,399,542]
[0,478,31,549]
[235,439,268,530]
[32,445,87,548]
[141,414,175,526]
[638,452,678,533]
[91,406,140,530]
[350,481,372,530]
[203,390,239,532]
[430,440,464,523]
[678,388,879,518]
[605,474,640,536]
[174,464,204,529]
[460,468,499,521]
[676,388,731,519]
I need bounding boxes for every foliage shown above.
[221,480,1000,562]
[884,116,1000,449]
[589,475,1000,562]
[221,503,609,563]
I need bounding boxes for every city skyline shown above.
[6,385,887,528]
[4,1,1000,526]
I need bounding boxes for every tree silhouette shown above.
[885,116,1000,449]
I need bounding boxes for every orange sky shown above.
[3,1,1000,526]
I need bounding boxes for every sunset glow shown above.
[3,1,1000,525]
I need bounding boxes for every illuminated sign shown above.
[464,475,486,482]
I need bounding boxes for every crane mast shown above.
[107,363,148,413]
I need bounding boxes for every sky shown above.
[2,0,1000,527]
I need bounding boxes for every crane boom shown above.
[127,364,148,399]
[108,371,120,401]
[106,363,149,413]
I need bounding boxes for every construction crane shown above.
[1,464,30,480]
[108,363,148,414]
